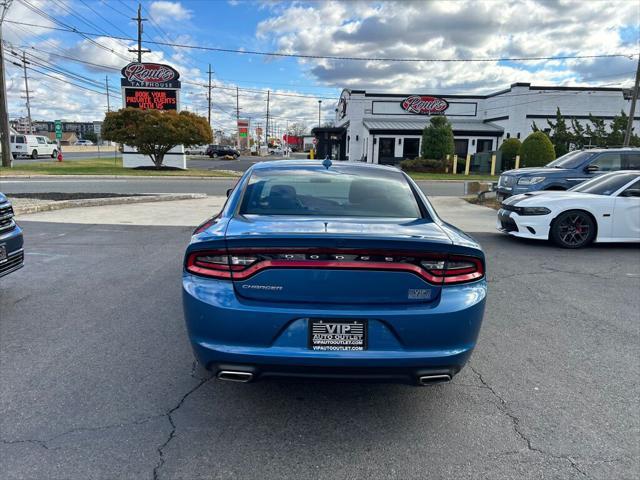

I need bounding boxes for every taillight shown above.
[185,249,483,285]
[186,251,258,279]
[441,257,484,284]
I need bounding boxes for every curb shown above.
[13,193,208,216]
[1,173,241,180]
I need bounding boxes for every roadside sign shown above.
[312,137,317,145]
[55,120,62,140]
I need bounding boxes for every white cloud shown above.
[256,0,640,93]
[149,1,192,22]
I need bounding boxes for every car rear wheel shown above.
[550,210,596,248]
[31,149,38,159]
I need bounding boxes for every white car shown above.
[497,171,640,248]
[74,139,94,146]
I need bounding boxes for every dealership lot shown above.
[1,198,638,480]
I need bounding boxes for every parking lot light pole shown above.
[318,100,322,127]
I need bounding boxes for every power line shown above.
[16,1,132,62]
[5,18,638,64]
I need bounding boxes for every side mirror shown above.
[585,164,599,173]
[226,188,233,197]
[621,189,640,198]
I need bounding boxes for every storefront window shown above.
[402,138,420,159]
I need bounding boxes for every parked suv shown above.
[0,193,24,278]
[206,145,240,158]
[497,148,640,199]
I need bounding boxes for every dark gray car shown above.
[497,148,640,199]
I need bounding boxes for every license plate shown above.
[308,319,367,351]
[0,245,6,262]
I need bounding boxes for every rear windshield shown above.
[240,167,423,218]
[570,173,638,195]
[546,151,594,169]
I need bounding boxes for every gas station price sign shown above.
[124,88,177,110]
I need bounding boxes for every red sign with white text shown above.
[121,63,180,88]
[400,96,449,115]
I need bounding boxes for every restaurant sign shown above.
[400,96,449,115]
[120,62,181,88]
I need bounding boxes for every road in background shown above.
[12,151,121,162]
[1,219,637,479]
[0,177,465,197]
[10,153,286,168]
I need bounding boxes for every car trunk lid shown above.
[223,216,459,305]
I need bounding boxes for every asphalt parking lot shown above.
[1,211,639,479]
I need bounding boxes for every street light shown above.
[318,100,322,127]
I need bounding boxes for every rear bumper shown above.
[182,273,486,382]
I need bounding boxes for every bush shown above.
[499,138,521,170]
[400,158,445,173]
[421,116,454,160]
[518,131,555,167]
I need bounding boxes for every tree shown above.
[102,108,212,168]
[288,122,307,137]
[499,138,521,170]
[608,110,629,147]
[519,131,555,167]
[585,114,608,147]
[547,107,572,157]
[421,116,454,160]
[571,118,587,149]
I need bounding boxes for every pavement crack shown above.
[0,414,164,450]
[1,438,49,450]
[152,376,212,480]
[468,363,589,478]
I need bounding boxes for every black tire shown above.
[51,149,58,158]
[212,152,218,158]
[31,149,38,159]
[550,210,596,248]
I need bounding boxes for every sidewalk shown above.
[17,196,496,232]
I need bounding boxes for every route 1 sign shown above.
[55,120,62,140]
[312,137,317,145]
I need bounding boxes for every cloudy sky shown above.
[2,0,639,134]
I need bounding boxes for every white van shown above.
[10,134,58,159]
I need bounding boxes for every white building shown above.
[333,83,639,164]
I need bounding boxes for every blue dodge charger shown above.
[182,161,486,386]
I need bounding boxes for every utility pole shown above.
[128,3,150,62]
[207,64,212,128]
[265,90,270,148]
[236,86,240,150]
[20,51,31,133]
[0,0,13,167]
[623,54,640,147]
[105,76,110,112]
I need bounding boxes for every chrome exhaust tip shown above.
[217,370,254,383]
[418,374,451,386]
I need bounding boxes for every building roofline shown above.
[348,82,630,100]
